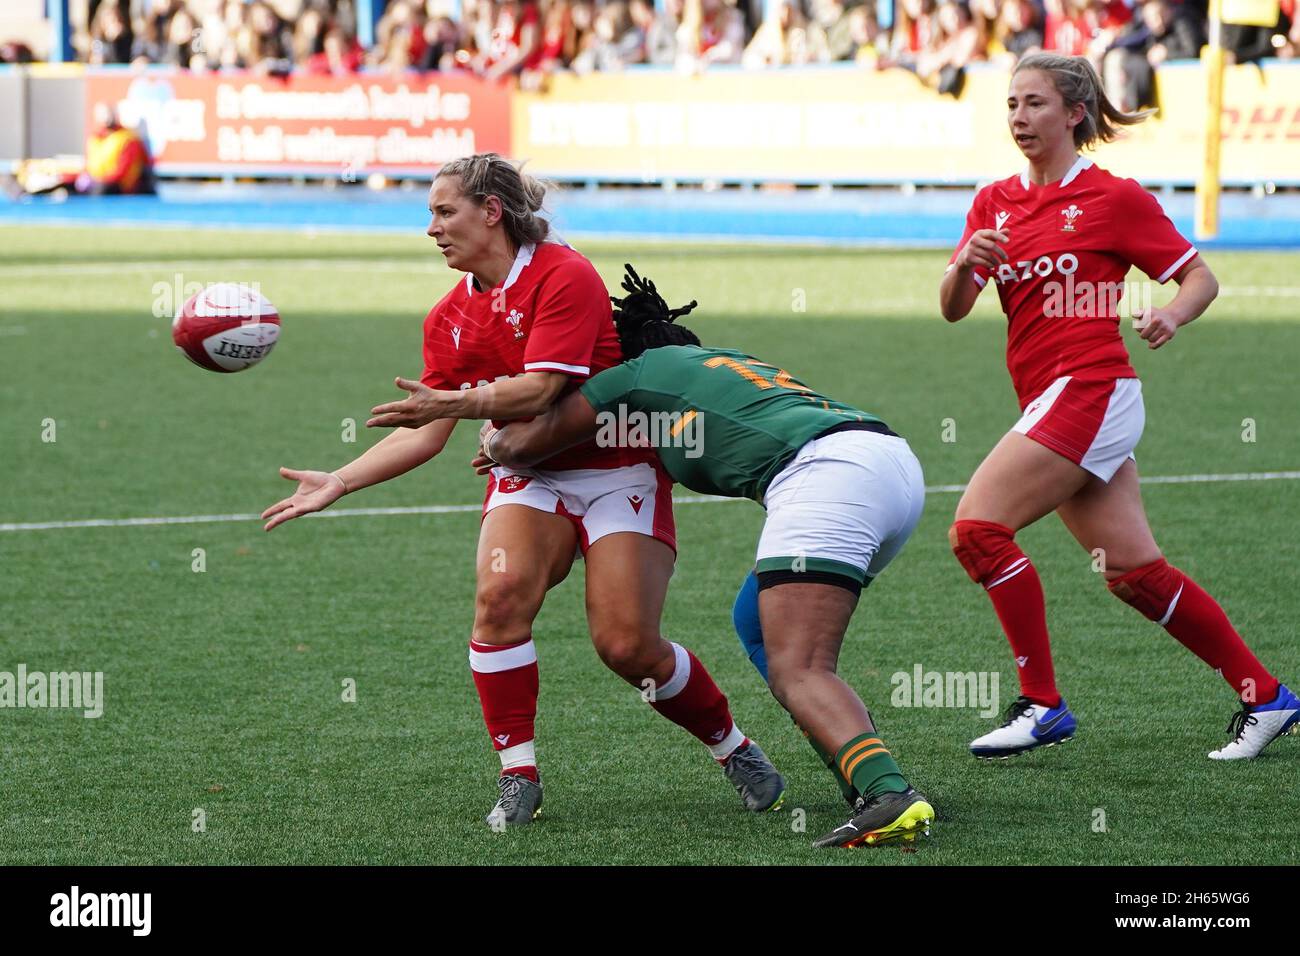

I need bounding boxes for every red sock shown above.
[469,637,540,780]
[1109,560,1278,704]
[649,643,746,760]
[951,520,1059,707]
[985,559,1059,706]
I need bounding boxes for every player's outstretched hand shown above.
[261,467,346,531]
[1133,306,1179,349]
[367,377,452,429]
[954,229,1010,272]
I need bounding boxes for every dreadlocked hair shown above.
[610,264,700,360]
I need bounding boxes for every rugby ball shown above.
[172,283,280,373]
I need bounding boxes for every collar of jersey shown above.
[1019,155,1093,192]
[465,241,537,296]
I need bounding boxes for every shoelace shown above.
[727,745,761,776]
[496,775,525,811]
[852,787,910,815]
[1001,696,1036,727]
[1225,704,1258,743]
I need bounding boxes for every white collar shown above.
[1020,155,1093,191]
[465,242,537,295]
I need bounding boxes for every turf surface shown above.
[1,224,1297,865]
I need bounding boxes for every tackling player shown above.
[261,154,784,828]
[477,266,935,849]
[940,54,1297,761]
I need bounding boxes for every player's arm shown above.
[475,391,599,472]
[262,418,456,531]
[1133,257,1219,350]
[366,371,568,428]
[1118,181,1220,350]
[940,229,1007,322]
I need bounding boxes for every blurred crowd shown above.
[74,0,1299,103]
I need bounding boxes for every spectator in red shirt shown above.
[483,0,543,81]
[307,26,364,74]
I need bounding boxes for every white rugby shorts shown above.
[483,461,676,554]
[755,430,925,584]
[1012,376,1144,482]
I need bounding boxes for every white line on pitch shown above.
[1219,286,1300,298]
[0,259,438,277]
[2,470,1297,533]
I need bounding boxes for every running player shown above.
[477,266,935,849]
[940,54,1297,760]
[261,154,784,828]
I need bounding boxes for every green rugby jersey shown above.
[579,345,888,501]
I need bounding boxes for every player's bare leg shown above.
[955,431,1092,530]
[759,582,866,747]
[953,432,1090,756]
[760,582,933,848]
[584,531,786,812]
[584,531,677,686]
[1057,459,1296,759]
[1054,458,1161,577]
[472,503,577,828]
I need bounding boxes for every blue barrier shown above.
[2,182,1299,249]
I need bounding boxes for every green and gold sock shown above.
[835,732,908,803]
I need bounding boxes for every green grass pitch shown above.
[1,224,1297,865]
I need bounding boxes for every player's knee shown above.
[766,654,804,707]
[473,576,541,642]
[950,518,1021,586]
[592,630,662,681]
[766,667,795,708]
[1107,557,1183,622]
[766,648,832,706]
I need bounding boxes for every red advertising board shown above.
[85,71,512,177]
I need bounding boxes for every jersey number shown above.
[704,356,813,392]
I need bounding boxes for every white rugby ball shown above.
[172,283,280,373]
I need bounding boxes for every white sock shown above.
[652,642,692,701]
[707,723,746,761]
[500,740,536,772]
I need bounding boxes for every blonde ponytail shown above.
[1015,53,1154,149]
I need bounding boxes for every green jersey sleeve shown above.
[579,356,644,412]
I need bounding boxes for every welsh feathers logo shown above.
[499,475,532,494]
[506,309,525,339]
[1060,204,1084,232]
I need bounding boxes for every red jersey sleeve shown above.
[522,259,611,379]
[948,188,991,288]
[1112,180,1198,283]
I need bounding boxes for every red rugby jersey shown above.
[421,240,647,471]
[949,156,1198,408]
